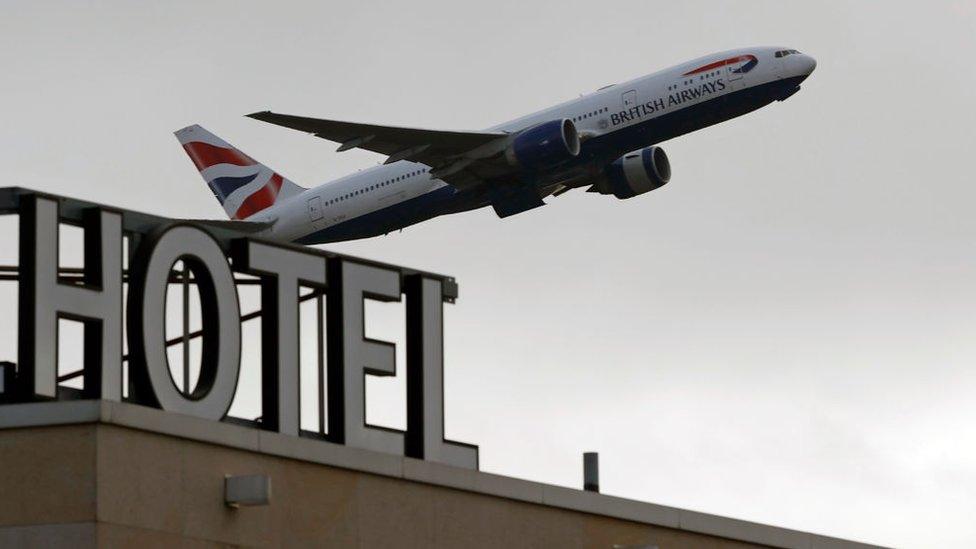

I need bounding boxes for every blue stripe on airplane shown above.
[210,174,259,202]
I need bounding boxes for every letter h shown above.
[17,195,123,400]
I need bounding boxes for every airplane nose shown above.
[799,54,817,75]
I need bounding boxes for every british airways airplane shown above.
[176,47,816,244]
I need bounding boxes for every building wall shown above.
[0,424,766,548]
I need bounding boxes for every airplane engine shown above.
[505,119,580,170]
[595,146,671,199]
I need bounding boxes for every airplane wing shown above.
[247,111,511,187]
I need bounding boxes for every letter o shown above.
[127,225,241,419]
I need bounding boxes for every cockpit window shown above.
[776,49,802,58]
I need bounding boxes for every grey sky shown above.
[2,1,975,547]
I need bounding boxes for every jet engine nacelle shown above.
[505,119,580,170]
[601,146,671,199]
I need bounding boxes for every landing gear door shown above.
[307,196,323,222]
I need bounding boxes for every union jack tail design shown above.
[174,125,305,220]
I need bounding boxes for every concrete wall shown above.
[0,424,766,548]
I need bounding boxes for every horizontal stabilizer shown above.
[184,219,274,233]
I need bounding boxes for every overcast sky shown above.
[2,1,976,547]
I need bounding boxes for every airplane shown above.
[176,46,816,244]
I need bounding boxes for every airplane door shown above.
[307,196,323,222]
[726,63,744,91]
[622,89,637,110]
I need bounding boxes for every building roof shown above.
[0,399,884,549]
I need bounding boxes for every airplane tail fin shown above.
[174,125,305,220]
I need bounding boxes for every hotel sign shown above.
[2,189,477,469]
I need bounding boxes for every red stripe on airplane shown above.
[182,141,256,171]
[682,55,755,76]
[234,173,283,220]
